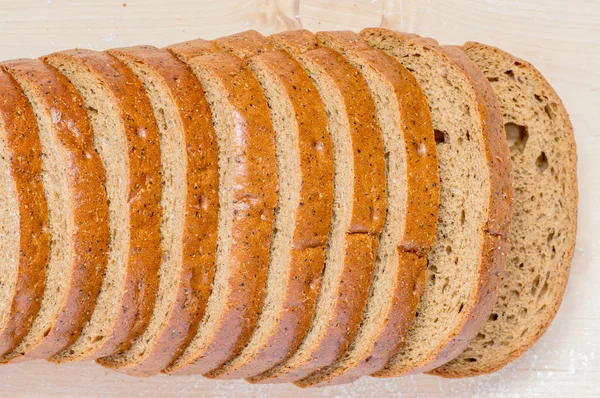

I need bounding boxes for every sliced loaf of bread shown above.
[165,39,278,375]
[205,31,335,379]
[431,42,577,377]
[94,45,219,376]
[0,60,110,362]
[0,70,50,358]
[360,29,514,376]
[296,30,440,387]
[250,29,387,384]
[43,49,163,361]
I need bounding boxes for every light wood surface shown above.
[0,1,598,396]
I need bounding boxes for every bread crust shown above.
[0,60,110,361]
[431,42,577,378]
[360,29,513,377]
[295,30,440,387]
[204,30,335,379]
[0,71,50,357]
[249,30,387,384]
[43,49,163,360]
[95,45,219,376]
[165,40,278,375]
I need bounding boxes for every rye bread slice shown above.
[360,29,514,376]
[249,30,387,384]
[165,39,278,375]
[431,42,578,378]
[296,30,440,387]
[0,70,50,358]
[204,31,335,379]
[0,60,110,362]
[43,49,163,361]
[94,45,219,376]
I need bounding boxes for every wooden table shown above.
[0,1,598,396]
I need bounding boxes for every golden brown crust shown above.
[0,60,110,361]
[358,29,513,376]
[165,39,220,62]
[431,42,577,378]
[43,49,163,358]
[0,71,50,357]
[95,45,219,376]
[296,30,439,387]
[205,32,335,378]
[250,30,386,384]
[214,30,275,59]
[164,49,278,375]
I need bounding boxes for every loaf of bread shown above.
[0,28,577,390]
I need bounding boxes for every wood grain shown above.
[0,0,598,396]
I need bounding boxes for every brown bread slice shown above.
[43,49,163,362]
[431,42,578,378]
[94,45,219,376]
[165,39,278,375]
[296,30,440,387]
[249,29,387,384]
[0,60,110,362]
[204,31,335,379]
[0,70,50,358]
[360,28,514,376]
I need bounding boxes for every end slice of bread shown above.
[95,45,219,376]
[165,42,278,375]
[249,30,387,384]
[43,49,163,362]
[0,70,50,358]
[361,28,513,376]
[295,30,440,387]
[431,42,577,378]
[0,60,110,362]
[205,31,335,379]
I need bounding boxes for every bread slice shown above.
[204,31,335,379]
[43,49,163,362]
[360,29,514,376]
[0,70,50,358]
[0,60,110,362]
[249,30,387,384]
[165,40,278,375]
[431,42,578,378]
[295,30,440,387]
[94,45,219,376]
